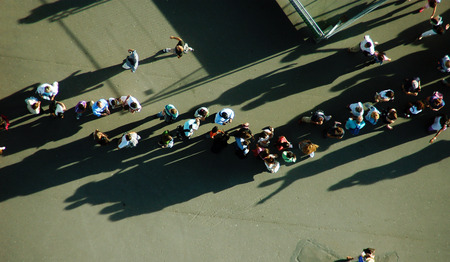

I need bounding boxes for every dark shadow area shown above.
[152,0,299,76]
[57,64,124,100]
[328,140,449,191]
[257,115,436,204]
[18,0,112,24]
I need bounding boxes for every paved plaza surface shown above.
[0,0,449,261]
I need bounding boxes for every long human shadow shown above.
[18,0,112,24]
[256,116,434,204]
[57,63,124,100]
[63,127,263,221]
[135,0,423,108]
[328,140,449,191]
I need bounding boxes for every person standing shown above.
[120,95,141,113]
[162,36,194,58]
[92,99,110,117]
[345,116,366,135]
[181,118,200,139]
[402,77,421,96]
[75,101,87,120]
[429,115,449,143]
[194,107,209,121]
[36,81,59,101]
[25,97,41,115]
[418,16,449,40]
[122,49,139,73]
[156,104,179,123]
[299,109,332,125]
[117,131,141,149]
[215,108,234,125]
[418,0,441,18]
[437,55,450,73]
[348,35,377,56]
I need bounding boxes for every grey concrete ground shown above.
[0,0,449,261]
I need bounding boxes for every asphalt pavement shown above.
[0,0,449,261]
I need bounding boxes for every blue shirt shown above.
[92,99,109,117]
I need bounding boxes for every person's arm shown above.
[429,127,445,143]
[431,5,437,18]
[170,36,182,42]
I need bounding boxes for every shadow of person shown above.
[256,116,432,204]
[18,0,111,24]
[57,64,123,100]
[140,51,176,65]
[63,129,261,221]
[328,140,449,191]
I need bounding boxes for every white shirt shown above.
[183,119,199,137]
[36,82,59,100]
[214,108,235,125]
[349,102,364,117]
[127,96,141,112]
[118,132,141,149]
[360,35,375,55]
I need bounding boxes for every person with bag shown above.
[156,104,179,123]
[122,49,139,73]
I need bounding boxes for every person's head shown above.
[386,91,394,99]
[198,108,206,117]
[126,134,132,141]
[445,60,450,68]
[32,102,40,110]
[415,100,425,110]
[130,102,137,109]
[363,248,375,255]
[220,111,228,119]
[377,51,386,59]
[170,108,177,115]
[332,127,344,137]
[45,86,51,92]
[364,42,372,48]
[371,111,379,120]
[388,109,397,120]
[286,151,296,159]
[303,143,319,155]
[432,98,443,107]
[211,126,219,133]
[264,156,275,164]
[355,106,363,113]
[259,149,270,159]
[176,45,184,57]
[77,103,86,111]
[356,115,363,123]
[242,122,250,129]
[57,112,64,118]
[96,101,103,108]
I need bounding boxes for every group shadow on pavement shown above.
[2,0,448,221]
